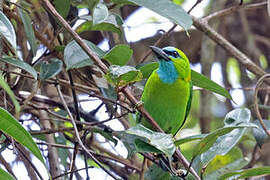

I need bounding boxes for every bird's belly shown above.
[141,79,190,134]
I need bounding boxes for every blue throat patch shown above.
[157,60,178,84]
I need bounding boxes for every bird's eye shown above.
[164,50,180,58]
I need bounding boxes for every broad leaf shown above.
[193,125,253,158]
[0,107,45,165]
[77,14,123,35]
[105,65,143,86]
[0,168,15,180]
[138,62,159,79]
[64,39,105,70]
[174,134,207,146]
[195,109,255,165]
[220,166,270,180]
[93,3,108,25]
[127,0,192,31]
[252,119,270,147]
[40,58,63,80]
[138,62,231,99]
[112,0,136,5]
[0,57,37,80]
[116,124,175,158]
[203,147,248,179]
[0,75,20,117]
[86,0,99,11]
[19,9,38,56]
[0,11,16,50]
[53,0,71,18]
[144,164,181,180]
[103,45,133,66]
[191,70,232,100]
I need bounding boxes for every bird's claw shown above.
[135,101,144,108]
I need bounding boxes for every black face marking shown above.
[163,49,180,58]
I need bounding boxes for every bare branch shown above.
[254,74,270,137]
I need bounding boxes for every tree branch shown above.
[204,1,267,21]
[192,17,266,78]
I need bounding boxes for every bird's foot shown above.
[135,101,144,108]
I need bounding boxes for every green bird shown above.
[139,46,192,135]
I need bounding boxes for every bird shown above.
[138,46,192,136]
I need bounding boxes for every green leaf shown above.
[86,0,99,11]
[111,0,136,5]
[144,164,177,180]
[0,57,37,80]
[77,14,122,35]
[0,107,45,165]
[174,134,207,146]
[103,45,133,66]
[0,11,16,50]
[204,147,248,179]
[18,9,38,56]
[0,75,20,117]
[138,62,159,79]
[194,108,255,165]
[0,168,15,180]
[172,0,185,5]
[53,0,71,18]
[137,62,231,99]
[40,58,63,80]
[93,3,108,25]
[64,39,105,70]
[252,119,270,147]
[116,124,175,158]
[191,70,232,100]
[127,0,192,31]
[105,65,143,86]
[220,167,270,180]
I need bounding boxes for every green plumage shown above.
[139,46,192,135]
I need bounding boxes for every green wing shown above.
[174,81,193,135]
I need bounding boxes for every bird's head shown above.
[150,46,191,83]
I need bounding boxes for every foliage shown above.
[0,0,269,179]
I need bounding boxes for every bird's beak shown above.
[150,46,171,61]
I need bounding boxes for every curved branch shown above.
[254,74,270,137]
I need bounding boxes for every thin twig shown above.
[188,0,203,14]
[204,1,267,21]
[52,165,94,180]
[55,84,119,179]
[139,157,147,180]
[21,80,40,110]
[245,144,259,168]
[254,74,270,137]
[69,143,79,180]
[12,140,44,180]
[37,142,141,172]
